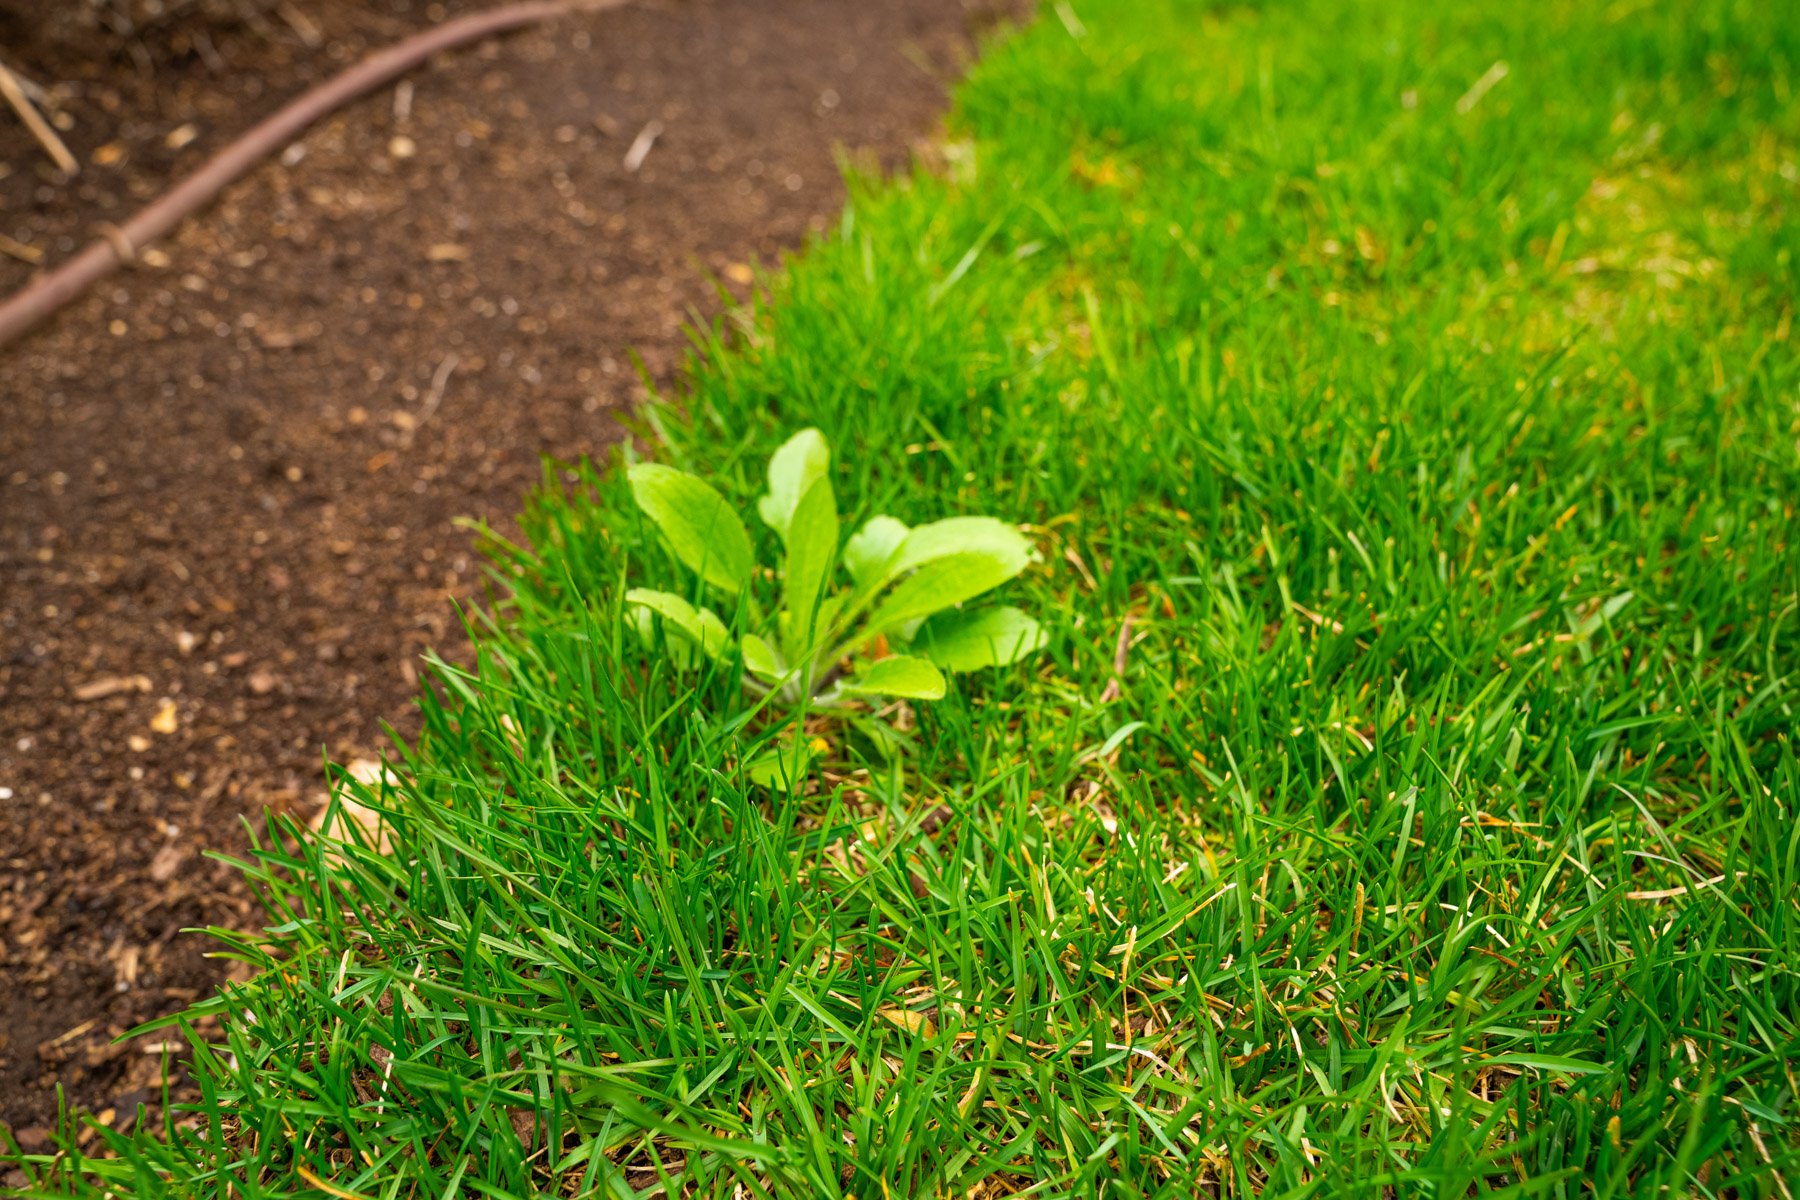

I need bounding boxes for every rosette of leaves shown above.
[623,429,1045,769]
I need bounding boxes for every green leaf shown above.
[628,464,754,595]
[1094,720,1149,758]
[746,739,814,789]
[782,477,839,660]
[756,428,830,539]
[1481,1053,1608,1075]
[890,517,1033,580]
[843,515,910,588]
[813,592,847,646]
[624,588,729,659]
[838,655,946,700]
[915,606,1047,671]
[865,551,1023,635]
[741,633,786,683]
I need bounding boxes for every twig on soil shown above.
[0,59,79,175]
[278,1,325,48]
[193,28,230,74]
[0,233,43,265]
[0,57,52,105]
[71,674,153,702]
[623,119,663,172]
[0,0,631,352]
[417,354,460,427]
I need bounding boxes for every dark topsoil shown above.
[0,0,1011,1143]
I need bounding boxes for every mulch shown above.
[0,0,1010,1144]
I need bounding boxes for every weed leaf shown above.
[740,633,786,682]
[625,588,729,659]
[867,551,1024,634]
[916,605,1047,671]
[782,477,839,661]
[890,516,1032,580]
[757,427,830,540]
[628,464,753,595]
[844,515,911,588]
[838,654,947,700]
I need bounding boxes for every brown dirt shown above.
[0,0,1012,1143]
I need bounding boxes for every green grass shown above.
[15,0,1800,1194]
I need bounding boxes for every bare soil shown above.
[0,0,1009,1143]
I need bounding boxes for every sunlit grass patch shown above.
[19,0,1800,1195]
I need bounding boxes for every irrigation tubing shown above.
[0,0,623,352]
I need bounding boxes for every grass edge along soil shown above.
[14,0,1800,1194]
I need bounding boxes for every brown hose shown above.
[0,0,624,351]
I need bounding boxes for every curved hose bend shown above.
[0,0,619,351]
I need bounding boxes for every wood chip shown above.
[148,841,186,883]
[0,232,42,264]
[623,119,663,172]
[254,318,323,350]
[107,941,141,986]
[72,674,152,701]
[149,699,178,734]
[47,1019,98,1049]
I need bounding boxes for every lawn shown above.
[17,0,1800,1194]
